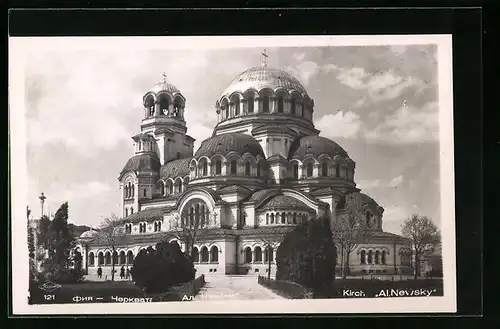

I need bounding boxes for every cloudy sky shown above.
[23,40,440,234]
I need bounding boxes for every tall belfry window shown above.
[277,96,284,113]
[262,96,270,113]
[230,160,237,174]
[306,163,313,177]
[234,98,240,116]
[321,163,328,176]
[247,96,254,113]
[291,99,296,115]
[215,160,222,175]
[159,95,169,115]
[225,105,229,119]
[202,162,208,176]
[335,164,340,177]
[245,162,251,176]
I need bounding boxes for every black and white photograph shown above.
[10,35,456,314]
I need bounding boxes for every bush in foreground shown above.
[131,241,195,293]
[276,217,337,296]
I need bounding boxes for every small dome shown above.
[195,133,264,158]
[80,229,98,239]
[288,135,348,160]
[160,157,191,179]
[261,195,312,211]
[148,81,181,95]
[120,153,161,178]
[219,66,308,101]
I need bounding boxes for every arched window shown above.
[215,160,222,175]
[210,246,219,263]
[322,162,328,177]
[225,104,229,119]
[139,142,142,151]
[293,213,297,224]
[234,99,240,116]
[306,163,313,177]
[247,96,254,113]
[192,248,199,262]
[159,95,169,115]
[112,251,118,265]
[368,250,373,264]
[277,96,284,113]
[143,189,147,198]
[270,213,275,224]
[131,184,134,197]
[245,161,251,176]
[157,221,161,232]
[105,252,111,265]
[119,251,126,265]
[345,167,349,179]
[127,251,134,264]
[293,163,299,179]
[291,99,296,115]
[360,250,366,264]
[381,251,386,265]
[366,211,371,227]
[88,252,95,266]
[169,182,174,195]
[244,247,252,263]
[230,160,237,174]
[266,213,269,224]
[202,161,208,176]
[201,247,209,262]
[98,252,104,266]
[130,208,134,215]
[335,165,340,177]
[254,246,263,262]
[375,250,380,264]
[125,208,128,217]
[281,212,286,224]
[262,96,270,113]
[160,183,165,196]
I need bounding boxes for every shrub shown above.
[276,217,337,295]
[130,241,195,293]
[258,276,313,299]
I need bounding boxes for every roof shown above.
[219,66,308,100]
[120,153,161,178]
[288,135,348,160]
[260,195,313,212]
[160,157,191,180]
[369,230,411,242]
[122,207,166,224]
[195,133,264,158]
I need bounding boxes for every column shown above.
[261,249,265,264]
[270,96,277,113]
[154,101,160,116]
[315,164,321,177]
[284,99,291,114]
[168,104,174,116]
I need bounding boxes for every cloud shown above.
[293,52,306,61]
[389,175,404,188]
[357,179,382,190]
[335,67,428,103]
[315,111,362,139]
[365,101,439,144]
[287,60,321,85]
[48,181,112,203]
[382,205,408,222]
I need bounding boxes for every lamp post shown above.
[39,192,46,218]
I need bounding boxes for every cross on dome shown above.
[261,49,268,67]
[161,72,167,82]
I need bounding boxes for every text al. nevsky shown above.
[342,289,437,298]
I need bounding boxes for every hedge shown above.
[258,275,313,299]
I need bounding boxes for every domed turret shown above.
[288,136,348,160]
[79,228,98,240]
[142,73,186,120]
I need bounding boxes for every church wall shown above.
[224,239,237,274]
[243,206,256,228]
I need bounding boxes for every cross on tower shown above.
[161,72,167,82]
[261,49,268,67]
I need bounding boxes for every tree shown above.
[401,214,439,279]
[331,195,371,279]
[259,236,281,281]
[167,212,212,259]
[276,217,337,296]
[130,241,195,293]
[95,214,127,281]
[37,202,80,283]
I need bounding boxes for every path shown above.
[194,275,284,300]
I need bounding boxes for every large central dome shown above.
[219,66,308,100]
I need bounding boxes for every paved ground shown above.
[194,275,284,301]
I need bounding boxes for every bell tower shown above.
[140,73,195,165]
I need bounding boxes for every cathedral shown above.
[77,58,412,278]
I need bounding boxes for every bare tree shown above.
[95,214,127,281]
[166,212,215,259]
[401,214,439,279]
[259,236,281,281]
[331,198,371,279]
